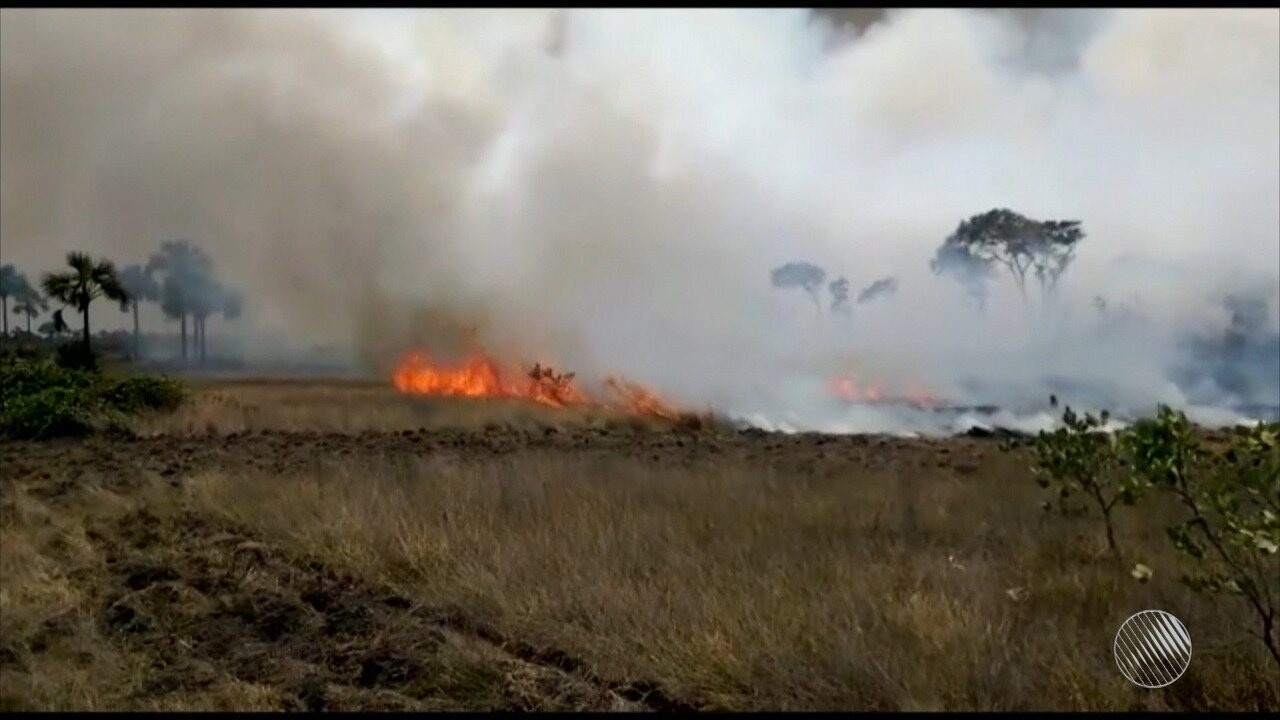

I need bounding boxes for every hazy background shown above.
[3,9,1277,431]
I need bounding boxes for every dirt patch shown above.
[1,425,999,497]
[46,503,643,711]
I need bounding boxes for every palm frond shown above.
[41,272,79,306]
[66,251,94,276]
[92,259,130,309]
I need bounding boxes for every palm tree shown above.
[148,239,212,361]
[41,252,131,356]
[187,274,243,364]
[12,287,47,336]
[118,264,160,359]
[1,264,29,340]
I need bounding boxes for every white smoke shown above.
[2,9,1277,431]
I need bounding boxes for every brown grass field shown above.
[1,379,1276,711]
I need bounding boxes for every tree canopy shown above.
[932,208,1084,309]
[856,276,899,305]
[771,262,828,313]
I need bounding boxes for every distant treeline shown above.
[1,239,240,366]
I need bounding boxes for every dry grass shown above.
[0,482,285,710]
[127,379,668,436]
[183,451,1278,710]
[4,378,1277,710]
[0,472,637,711]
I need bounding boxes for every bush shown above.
[1,386,98,438]
[98,375,184,413]
[1125,408,1280,666]
[1032,407,1145,562]
[0,356,184,439]
[1025,404,1280,668]
[0,356,95,406]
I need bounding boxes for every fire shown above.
[393,351,508,399]
[834,376,885,404]
[392,347,683,419]
[832,374,941,409]
[602,376,682,421]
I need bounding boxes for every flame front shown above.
[832,373,941,409]
[393,351,509,399]
[392,347,683,419]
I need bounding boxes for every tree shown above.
[215,289,244,361]
[1031,219,1084,306]
[936,209,1084,309]
[770,262,827,315]
[829,277,851,315]
[40,252,130,357]
[856,276,899,305]
[11,285,47,336]
[0,264,35,340]
[147,239,213,361]
[187,271,237,364]
[118,264,160,359]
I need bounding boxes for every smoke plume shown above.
[2,9,1277,430]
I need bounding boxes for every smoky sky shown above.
[2,9,1277,429]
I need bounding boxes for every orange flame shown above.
[832,374,941,409]
[602,376,683,421]
[392,347,683,419]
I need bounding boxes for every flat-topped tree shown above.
[936,208,1084,309]
[40,252,130,356]
[771,262,828,315]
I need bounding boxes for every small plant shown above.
[1032,406,1144,562]
[1126,407,1280,666]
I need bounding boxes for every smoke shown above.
[2,9,1277,430]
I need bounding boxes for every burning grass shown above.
[122,378,697,436]
[391,347,687,421]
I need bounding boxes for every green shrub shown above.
[0,356,184,439]
[98,375,184,413]
[1032,407,1146,563]
[1,386,98,439]
[0,357,95,406]
[1025,403,1280,668]
[1126,408,1280,666]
